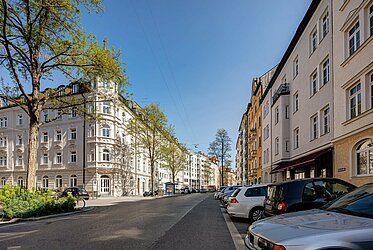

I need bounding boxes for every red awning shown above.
[270,147,332,174]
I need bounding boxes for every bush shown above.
[0,185,76,219]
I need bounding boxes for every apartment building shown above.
[258,0,334,181]
[332,0,373,186]
[247,78,263,184]
[259,67,277,184]
[236,108,249,185]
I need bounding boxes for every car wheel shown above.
[249,207,264,222]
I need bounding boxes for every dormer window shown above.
[72,84,79,94]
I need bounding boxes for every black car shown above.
[60,187,90,200]
[264,178,356,217]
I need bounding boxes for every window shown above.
[72,84,79,94]
[56,130,62,141]
[89,151,95,162]
[293,92,299,112]
[43,111,49,123]
[0,117,8,128]
[275,137,279,155]
[321,106,330,135]
[16,135,23,145]
[102,126,110,138]
[244,187,266,197]
[0,137,7,147]
[294,127,299,149]
[310,28,317,53]
[1,177,6,186]
[17,177,24,187]
[70,151,77,163]
[321,11,329,38]
[368,4,373,36]
[103,149,110,161]
[71,107,77,118]
[57,86,64,96]
[349,21,360,56]
[370,73,373,109]
[263,125,269,141]
[275,106,279,124]
[355,139,373,175]
[42,132,48,143]
[70,128,77,140]
[17,114,23,126]
[349,83,362,119]
[42,176,49,190]
[88,125,95,137]
[103,102,111,114]
[263,101,269,118]
[321,58,330,86]
[42,153,49,164]
[0,155,7,166]
[311,114,318,140]
[55,175,63,189]
[56,152,62,164]
[310,70,318,96]
[56,109,62,120]
[69,175,77,187]
[17,155,23,166]
[293,57,299,78]
[285,105,289,119]
[285,140,290,152]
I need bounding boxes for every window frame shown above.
[275,106,279,125]
[348,21,361,56]
[349,83,362,119]
[355,139,373,176]
[310,70,318,97]
[321,106,330,135]
[293,92,299,113]
[321,57,330,86]
[294,127,300,149]
[310,113,319,140]
[310,27,318,54]
[321,10,329,39]
[275,137,279,155]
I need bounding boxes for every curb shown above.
[0,207,94,225]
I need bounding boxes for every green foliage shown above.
[0,185,76,219]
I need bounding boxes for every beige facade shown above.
[332,0,373,186]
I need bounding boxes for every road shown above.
[0,194,237,250]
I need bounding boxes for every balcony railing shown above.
[272,83,290,105]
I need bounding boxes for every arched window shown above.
[55,175,63,189]
[355,139,373,175]
[42,176,49,190]
[69,175,77,187]
[1,177,6,186]
[17,176,24,187]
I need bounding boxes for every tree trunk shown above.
[172,172,175,184]
[26,115,40,190]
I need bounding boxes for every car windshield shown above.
[325,183,373,219]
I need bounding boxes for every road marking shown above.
[221,207,246,250]
[7,246,21,249]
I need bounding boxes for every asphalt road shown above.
[0,194,236,250]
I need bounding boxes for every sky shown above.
[1,0,311,166]
[76,0,311,162]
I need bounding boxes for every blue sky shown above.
[77,0,311,160]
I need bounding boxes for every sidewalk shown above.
[85,195,162,207]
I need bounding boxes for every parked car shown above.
[245,183,373,250]
[227,184,268,222]
[264,178,356,217]
[200,188,208,193]
[60,187,89,200]
[221,185,242,204]
[214,186,227,199]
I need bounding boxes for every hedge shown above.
[0,185,76,219]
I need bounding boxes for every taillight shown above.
[272,244,286,250]
[277,201,287,212]
[230,198,239,203]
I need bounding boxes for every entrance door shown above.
[100,176,110,194]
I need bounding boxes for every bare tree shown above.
[0,0,126,189]
[208,129,232,186]
[112,134,133,196]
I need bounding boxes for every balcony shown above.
[272,83,290,105]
